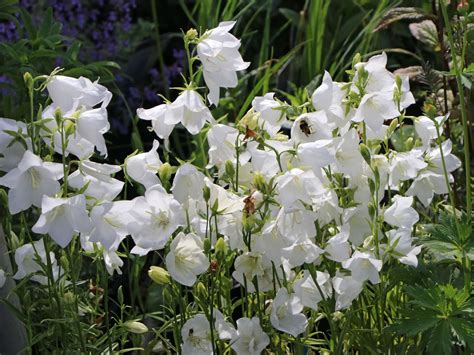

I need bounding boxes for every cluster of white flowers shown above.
[0,21,461,354]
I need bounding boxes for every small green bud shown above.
[406,137,414,150]
[224,160,235,179]
[158,162,173,185]
[352,53,362,68]
[368,178,376,195]
[359,143,371,165]
[185,28,198,41]
[148,266,170,285]
[387,119,399,137]
[10,231,21,250]
[54,107,63,126]
[23,72,34,90]
[60,254,69,271]
[124,320,148,334]
[203,238,211,254]
[196,281,208,299]
[215,237,227,257]
[395,75,402,90]
[332,311,344,322]
[203,185,211,202]
[252,172,266,192]
[163,287,173,304]
[63,291,75,305]
[117,285,124,305]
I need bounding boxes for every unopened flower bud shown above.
[253,172,266,192]
[387,119,399,137]
[215,237,227,257]
[196,281,208,299]
[225,160,235,179]
[359,143,371,164]
[158,162,173,185]
[185,28,198,41]
[54,107,63,126]
[23,72,33,90]
[124,320,148,334]
[203,185,211,202]
[148,266,170,285]
[203,238,211,254]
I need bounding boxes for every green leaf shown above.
[19,7,36,41]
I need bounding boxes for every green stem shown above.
[66,245,87,352]
[440,1,472,221]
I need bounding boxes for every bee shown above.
[299,119,313,136]
[243,193,256,216]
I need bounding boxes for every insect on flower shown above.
[299,119,313,136]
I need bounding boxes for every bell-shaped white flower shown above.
[407,170,449,207]
[294,270,332,311]
[297,139,336,172]
[125,140,162,188]
[0,150,63,214]
[181,314,213,355]
[127,184,184,255]
[352,92,400,132]
[69,160,124,201]
[252,93,286,136]
[197,21,250,106]
[232,251,275,293]
[332,272,364,310]
[342,251,383,284]
[384,195,419,229]
[312,71,345,128]
[103,249,124,276]
[0,118,32,172]
[207,123,244,170]
[41,105,110,158]
[325,224,352,262]
[181,310,234,355]
[47,75,112,112]
[342,206,372,246]
[282,237,324,267]
[13,239,60,284]
[32,194,92,248]
[171,163,206,204]
[291,112,332,144]
[166,90,214,135]
[386,229,422,267]
[230,317,270,355]
[414,115,443,147]
[389,149,427,187]
[137,103,179,141]
[333,128,366,178]
[166,232,209,286]
[275,168,324,211]
[81,201,132,250]
[424,139,461,175]
[270,287,308,337]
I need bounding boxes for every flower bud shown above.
[224,160,235,179]
[203,185,211,202]
[387,119,399,137]
[54,107,63,126]
[63,291,75,305]
[359,143,371,165]
[158,162,173,185]
[148,266,170,285]
[215,237,227,257]
[23,72,33,90]
[185,28,198,41]
[196,281,208,299]
[203,238,211,254]
[252,172,266,192]
[124,320,148,334]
